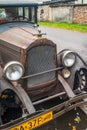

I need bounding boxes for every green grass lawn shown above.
[38,21,87,33]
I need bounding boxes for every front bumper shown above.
[0,92,87,130]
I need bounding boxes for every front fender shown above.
[57,50,87,91]
[0,78,35,114]
[0,66,3,79]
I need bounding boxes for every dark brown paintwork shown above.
[0,15,87,130]
[0,27,38,50]
[0,25,87,100]
[0,25,58,101]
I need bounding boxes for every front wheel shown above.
[74,68,87,92]
[0,89,22,124]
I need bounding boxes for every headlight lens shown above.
[4,61,24,81]
[62,51,76,67]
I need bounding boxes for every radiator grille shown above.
[27,45,56,87]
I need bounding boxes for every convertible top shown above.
[0,0,39,7]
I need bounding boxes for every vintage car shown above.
[0,0,87,130]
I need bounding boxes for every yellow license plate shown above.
[9,111,53,130]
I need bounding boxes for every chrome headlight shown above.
[4,61,24,81]
[62,51,76,67]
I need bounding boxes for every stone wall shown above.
[73,5,87,24]
[38,5,51,21]
[50,6,73,23]
[38,5,73,22]
[38,4,87,24]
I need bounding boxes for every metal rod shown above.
[22,67,63,79]
[33,91,66,105]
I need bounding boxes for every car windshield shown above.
[0,6,36,23]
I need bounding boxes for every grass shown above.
[38,21,87,33]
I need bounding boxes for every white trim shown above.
[0,0,38,5]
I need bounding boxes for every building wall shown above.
[73,5,87,24]
[38,5,51,21]
[50,6,73,23]
[38,5,73,22]
[38,5,87,24]
[76,0,87,4]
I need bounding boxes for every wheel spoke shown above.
[81,82,85,87]
[80,84,84,90]
[74,68,87,91]
[82,79,86,82]
[81,75,86,80]
[80,74,85,76]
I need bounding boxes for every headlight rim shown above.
[62,51,76,67]
[4,61,24,81]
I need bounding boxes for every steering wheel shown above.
[13,16,29,21]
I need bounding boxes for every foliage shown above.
[0,8,4,13]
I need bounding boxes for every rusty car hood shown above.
[0,23,39,50]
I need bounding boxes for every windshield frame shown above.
[0,4,38,24]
